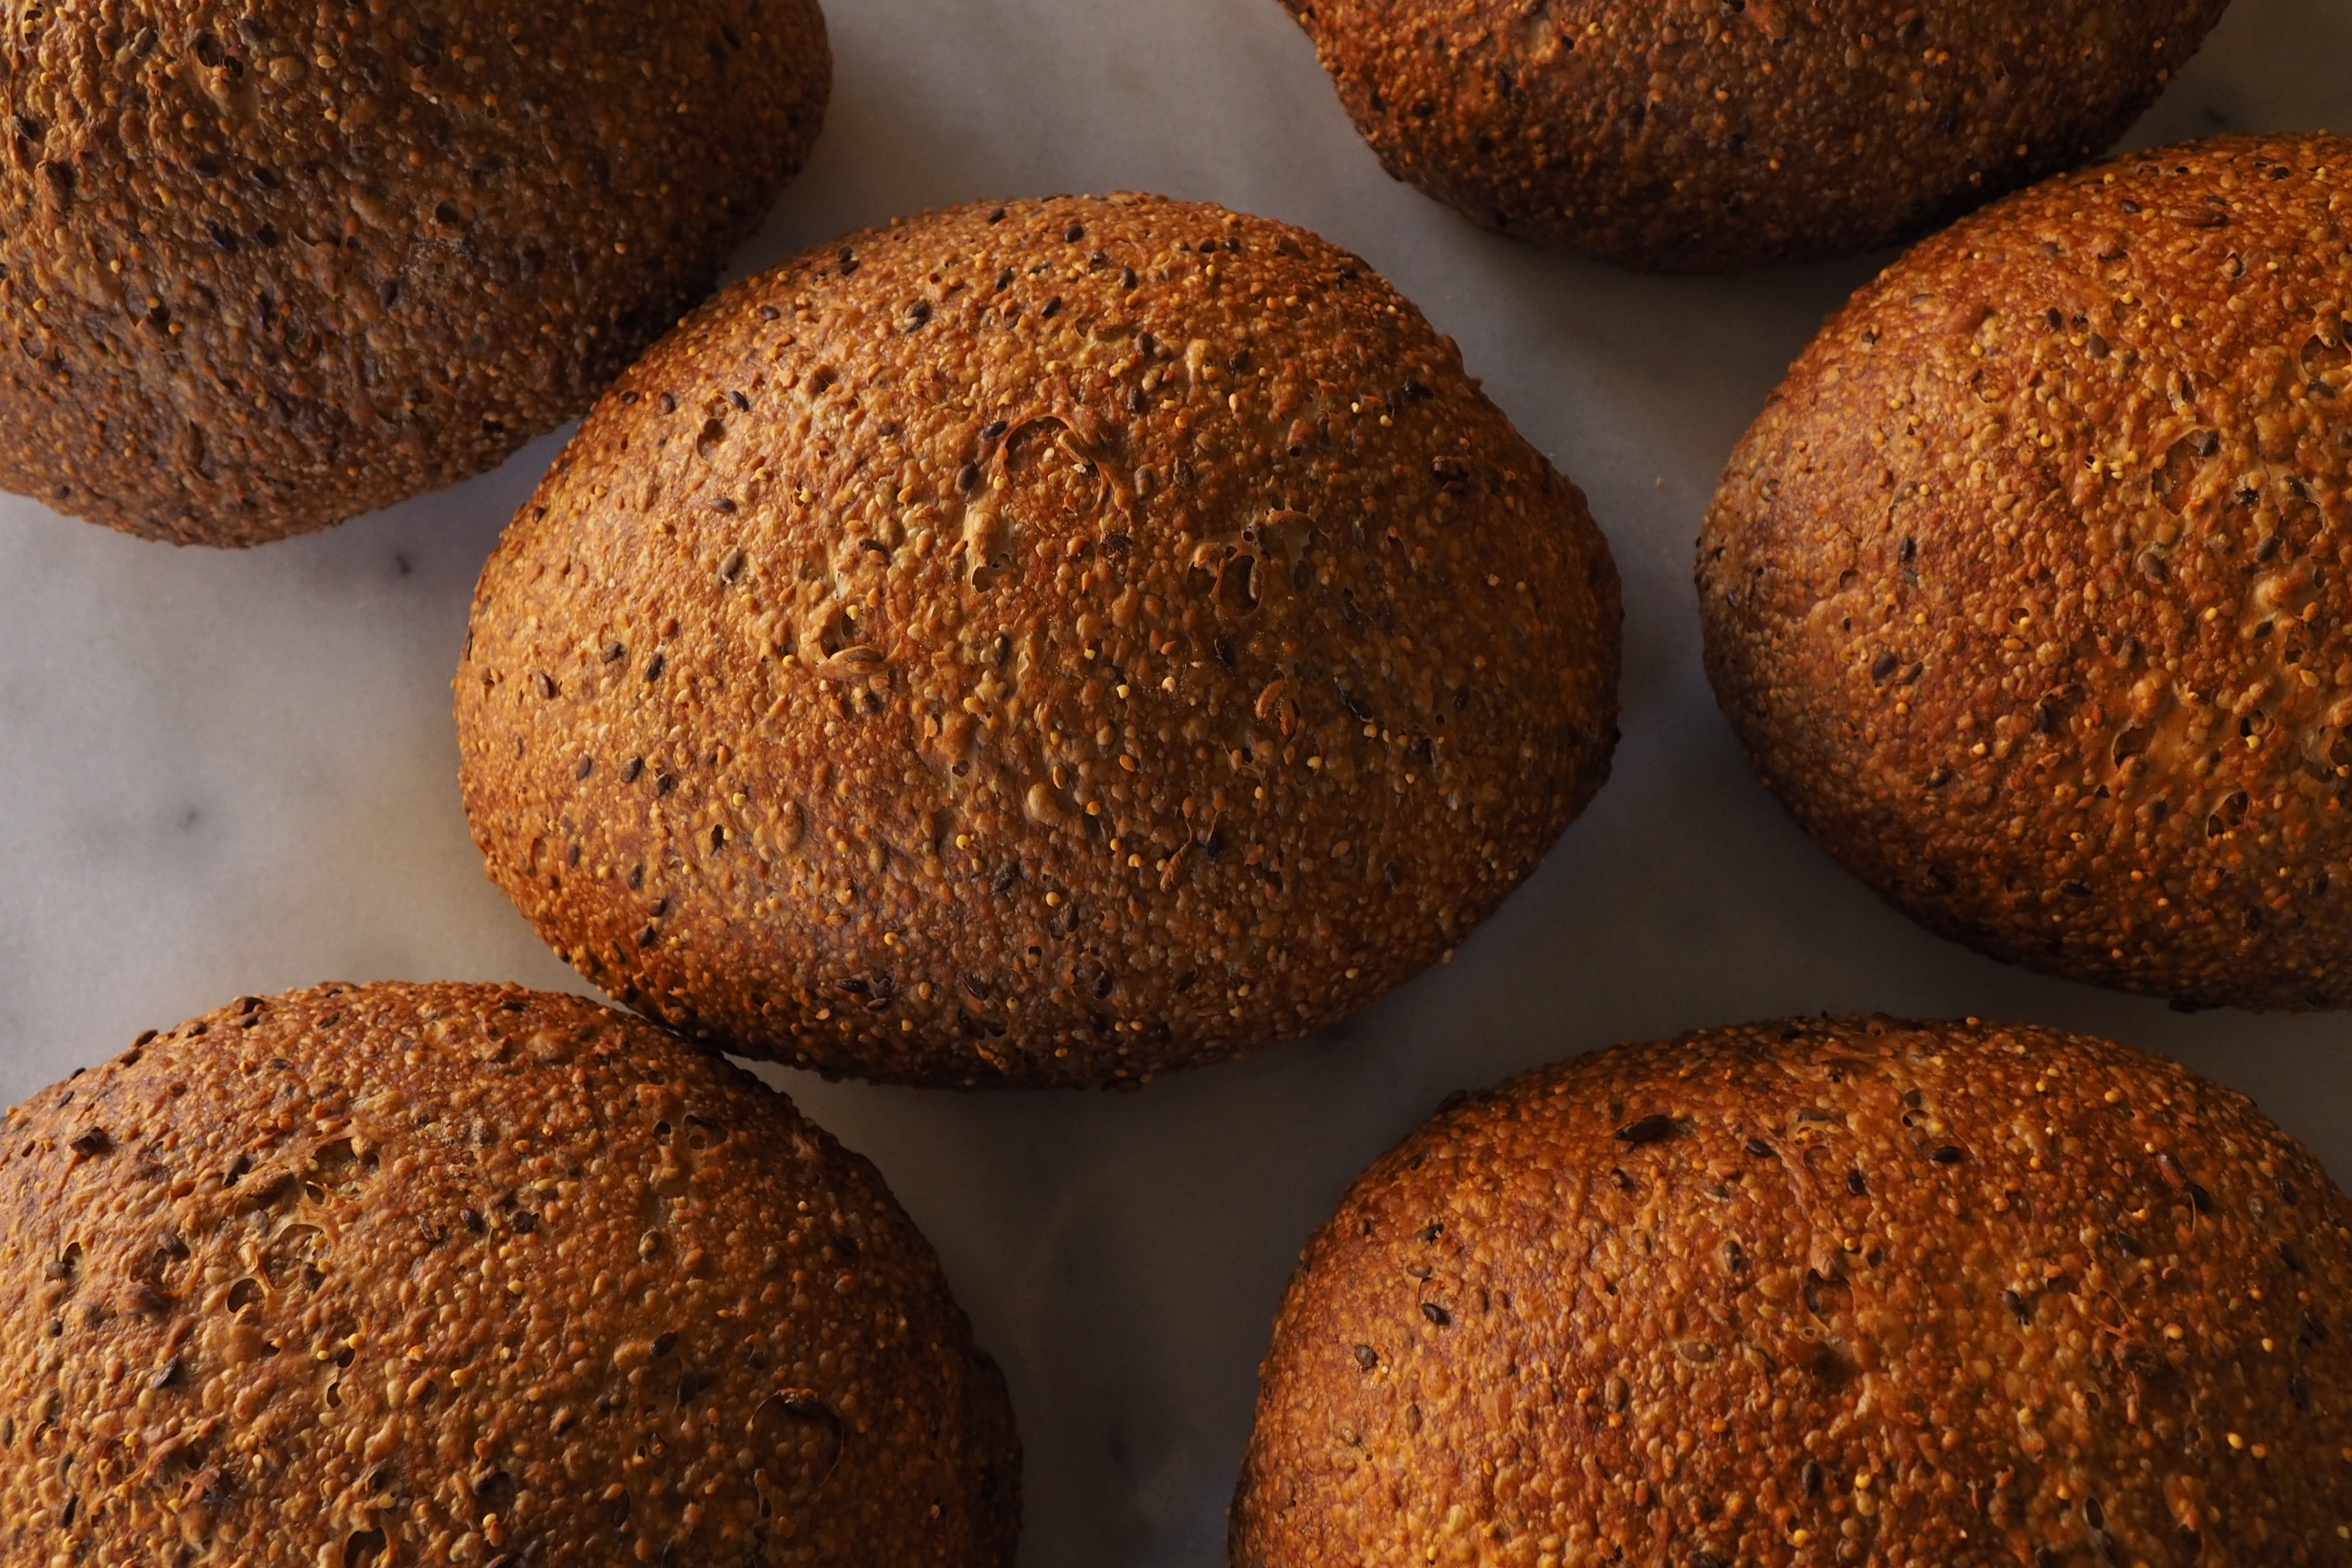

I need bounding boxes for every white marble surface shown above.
[2,0,2349,1561]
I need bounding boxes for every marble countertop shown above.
[3,1,2348,1561]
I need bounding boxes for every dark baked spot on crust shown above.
[0,981,1019,1562]
[1701,133,2352,1010]
[0,0,830,546]
[455,192,1623,1089]
[1282,0,2231,272]
[1234,1015,2352,1564]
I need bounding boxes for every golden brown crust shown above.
[1282,0,2230,272]
[1235,1015,2352,1566]
[454,193,1621,1089]
[1700,134,2352,1011]
[0,982,1019,1564]
[0,0,828,546]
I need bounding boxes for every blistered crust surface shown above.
[1236,1015,2352,1567]
[1282,0,2228,272]
[0,981,1019,1565]
[1701,134,2352,1010]
[456,193,1621,1089]
[0,0,828,546]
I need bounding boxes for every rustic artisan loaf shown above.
[0,0,828,545]
[455,192,1621,1089]
[1280,0,2231,272]
[1236,1015,2352,1565]
[0,982,1019,1563]
[1701,133,2352,1010]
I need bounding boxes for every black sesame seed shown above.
[1613,1114,1676,1146]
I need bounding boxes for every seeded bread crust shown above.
[1281,0,2231,272]
[1235,1015,2352,1566]
[0,0,828,546]
[0,982,1020,1564]
[1700,134,2352,1010]
[455,192,1622,1089]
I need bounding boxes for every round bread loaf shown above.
[1701,134,2352,1010]
[1280,0,2231,272]
[1235,1015,2352,1564]
[455,193,1621,1089]
[0,0,828,546]
[0,982,1019,1563]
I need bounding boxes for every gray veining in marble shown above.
[1,1,2348,1562]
